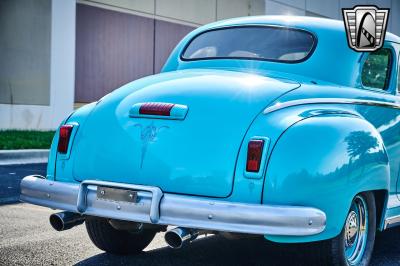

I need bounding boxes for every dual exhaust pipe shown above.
[49,211,200,249]
[49,211,85,231]
[164,227,200,249]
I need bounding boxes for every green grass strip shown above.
[0,130,55,150]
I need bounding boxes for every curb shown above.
[0,149,49,165]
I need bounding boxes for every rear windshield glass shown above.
[182,26,316,62]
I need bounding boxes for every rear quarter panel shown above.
[52,102,97,182]
[262,113,389,243]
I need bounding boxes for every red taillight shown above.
[139,103,174,116]
[57,125,74,154]
[246,140,264,172]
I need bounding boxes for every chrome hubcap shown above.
[345,211,358,247]
[344,195,368,265]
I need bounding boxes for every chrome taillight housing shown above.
[246,139,265,172]
[57,125,74,154]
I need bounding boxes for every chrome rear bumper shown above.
[20,175,326,236]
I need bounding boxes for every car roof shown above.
[162,15,398,88]
[200,15,400,44]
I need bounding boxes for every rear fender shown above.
[262,114,389,243]
[229,105,364,203]
[53,102,97,182]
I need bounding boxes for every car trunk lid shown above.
[71,69,300,197]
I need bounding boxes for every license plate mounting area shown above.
[96,186,138,203]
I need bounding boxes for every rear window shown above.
[181,26,316,63]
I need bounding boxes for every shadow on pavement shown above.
[372,227,400,265]
[75,228,400,266]
[75,235,332,266]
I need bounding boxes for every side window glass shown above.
[398,63,400,92]
[361,49,392,90]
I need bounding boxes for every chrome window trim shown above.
[263,98,400,114]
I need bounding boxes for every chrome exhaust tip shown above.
[49,211,85,231]
[164,227,198,249]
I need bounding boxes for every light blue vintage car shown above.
[20,16,400,265]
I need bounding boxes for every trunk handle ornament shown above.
[77,180,163,223]
[129,102,188,120]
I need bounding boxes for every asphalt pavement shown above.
[0,163,47,204]
[0,163,400,265]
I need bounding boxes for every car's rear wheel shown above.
[320,192,376,265]
[85,216,156,255]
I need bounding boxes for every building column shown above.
[49,0,76,128]
[0,0,76,130]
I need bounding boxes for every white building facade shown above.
[0,0,398,130]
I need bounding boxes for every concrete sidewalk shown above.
[0,149,49,165]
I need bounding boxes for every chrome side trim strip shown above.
[387,194,400,209]
[20,175,326,236]
[263,98,400,114]
[384,195,400,229]
[384,215,400,229]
